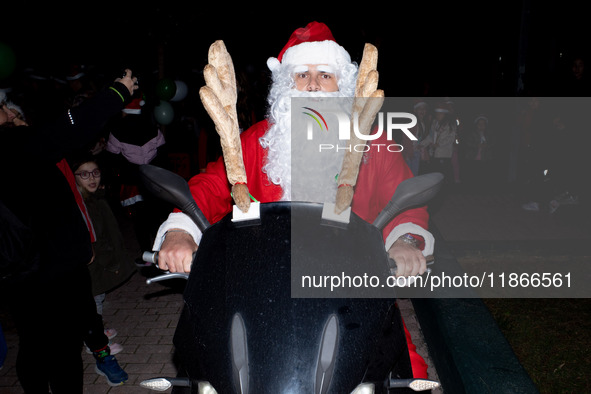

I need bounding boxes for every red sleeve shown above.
[181,120,282,225]
[351,134,429,246]
[185,156,233,224]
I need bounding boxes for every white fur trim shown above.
[384,222,435,256]
[281,40,351,67]
[122,108,141,114]
[267,57,281,72]
[152,212,202,251]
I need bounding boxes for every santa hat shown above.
[66,64,86,81]
[122,97,145,114]
[434,102,451,113]
[474,114,488,124]
[267,21,351,72]
[413,98,428,109]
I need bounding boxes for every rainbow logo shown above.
[302,107,328,131]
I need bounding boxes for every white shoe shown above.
[104,328,117,340]
[108,343,123,355]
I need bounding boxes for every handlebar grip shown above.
[142,251,158,264]
[143,250,193,285]
[388,255,434,275]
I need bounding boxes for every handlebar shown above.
[142,251,435,284]
[142,251,159,265]
[146,272,190,284]
[388,254,435,277]
[142,251,190,284]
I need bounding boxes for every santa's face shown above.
[415,105,427,119]
[476,119,487,132]
[293,65,339,92]
[261,59,357,201]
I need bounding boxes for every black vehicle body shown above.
[139,165,443,394]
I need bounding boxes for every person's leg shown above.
[452,148,461,183]
[402,318,429,379]
[49,269,87,393]
[94,293,106,316]
[12,273,84,394]
[79,267,128,386]
[47,331,84,394]
[14,310,53,393]
[0,323,7,370]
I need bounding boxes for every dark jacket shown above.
[84,190,136,295]
[464,129,494,162]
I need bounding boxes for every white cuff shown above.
[152,212,202,251]
[384,222,435,256]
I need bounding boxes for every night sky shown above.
[1,1,588,97]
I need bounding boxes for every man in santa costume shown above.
[153,21,434,379]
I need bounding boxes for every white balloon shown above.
[171,80,188,102]
[154,101,174,125]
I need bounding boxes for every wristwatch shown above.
[397,233,419,248]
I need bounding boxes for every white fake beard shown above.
[260,89,353,203]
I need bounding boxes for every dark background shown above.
[1,1,588,97]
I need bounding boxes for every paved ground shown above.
[1,183,588,393]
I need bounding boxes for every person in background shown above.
[403,98,431,176]
[0,69,137,392]
[104,95,168,266]
[463,114,495,190]
[420,102,457,183]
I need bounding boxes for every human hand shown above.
[115,69,139,96]
[157,230,198,273]
[13,117,27,126]
[388,239,426,277]
[88,245,95,265]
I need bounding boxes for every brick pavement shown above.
[80,269,184,393]
[0,268,185,394]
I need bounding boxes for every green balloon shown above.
[0,42,16,80]
[154,101,174,125]
[155,78,177,101]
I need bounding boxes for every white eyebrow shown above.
[293,65,309,73]
[316,65,335,74]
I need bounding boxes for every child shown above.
[70,155,137,356]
